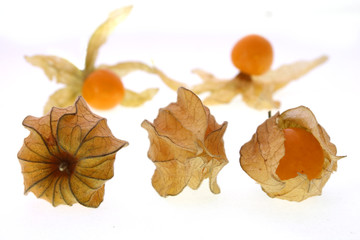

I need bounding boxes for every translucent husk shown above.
[240,106,343,201]
[25,6,183,113]
[17,97,128,207]
[192,56,328,110]
[142,87,228,197]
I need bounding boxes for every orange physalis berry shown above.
[82,69,125,110]
[276,127,324,180]
[231,34,273,75]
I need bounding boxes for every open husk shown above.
[26,6,183,113]
[192,56,327,110]
[240,106,343,201]
[142,87,228,197]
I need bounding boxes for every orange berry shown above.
[231,34,273,75]
[276,127,324,180]
[82,69,125,110]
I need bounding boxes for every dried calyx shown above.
[17,97,128,207]
[142,87,228,197]
[240,106,344,201]
[192,34,328,109]
[25,6,183,113]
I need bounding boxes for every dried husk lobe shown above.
[142,87,228,197]
[240,106,343,201]
[18,97,128,207]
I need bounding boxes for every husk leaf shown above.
[100,61,186,90]
[25,55,83,87]
[84,6,133,75]
[252,55,328,90]
[121,88,159,107]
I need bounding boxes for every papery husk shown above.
[121,88,159,107]
[84,6,133,75]
[99,62,186,91]
[99,61,185,107]
[141,87,228,197]
[25,55,84,114]
[192,56,328,110]
[25,55,83,86]
[17,97,128,207]
[240,106,343,201]
[26,6,184,113]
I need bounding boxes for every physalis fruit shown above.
[192,34,327,109]
[231,34,273,75]
[26,6,183,113]
[240,106,344,201]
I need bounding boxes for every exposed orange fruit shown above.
[231,34,273,75]
[276,127,324,180]
[82,69,125,110]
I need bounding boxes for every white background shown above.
[0,0,359,239]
